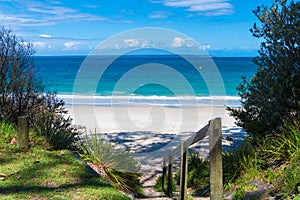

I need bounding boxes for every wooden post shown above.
[18,116,29,149]
[162,159,167,193]
[180,143,188,200]
[209,118,223,200]
[167,155,173,197]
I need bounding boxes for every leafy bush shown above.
[31,92,83,150]
[228,0,300,140]
[80,133,142,195]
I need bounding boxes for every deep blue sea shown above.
[34,56,258,107]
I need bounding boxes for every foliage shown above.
[80,133,142,195]
[0,26,44,123]
[223,143,256,186]
[226,116,300,199]
[0,26,83,150]
[258,116,300,168]
[228,0,300,140]
[31,92,83,150]
[0,121,17,144]
[0,141,130,200]
[265,116,300,198]
[153,174,177,193]
[184,152,209,194]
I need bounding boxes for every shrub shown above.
[31,92,84,150]
[80,133,142,195]
[228,0,300,140]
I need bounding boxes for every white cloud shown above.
[187,2,232,12]
[40,34,52,38]
[172,37,184,48]
[163,0,234,16]
[0,0,110,28]
[64,41,81,49]
[32,41,52,50]
[149,11,172,19]
[124,39,139,47]
[172,37,196,48]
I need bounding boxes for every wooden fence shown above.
[162,118,223,200]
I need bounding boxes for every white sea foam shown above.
[58,94,241,108]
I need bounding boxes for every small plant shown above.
[80,132,142,195]
[154,174,177,193]
[0,121,17,143]
[31,93,84,151]
[185,152,209,194]
[255,116,300,198]
[223,143,255,185]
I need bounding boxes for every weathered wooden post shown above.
[167,155,173,197]
[180,143,188,200]
[162,159,167,192]
[209,118,223,199]
[18,116,29,149]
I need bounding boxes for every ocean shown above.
[34,56,258,108]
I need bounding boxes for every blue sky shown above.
[0,0,273,56]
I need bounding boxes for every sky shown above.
[0,0,274,56]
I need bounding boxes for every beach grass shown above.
[0,122,130,200]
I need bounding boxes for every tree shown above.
[0,26,44,123]
[228,0,300,140]
[0,26,82,150]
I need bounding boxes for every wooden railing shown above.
[162,118,223,200]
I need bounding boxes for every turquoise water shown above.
[35,55,258,107]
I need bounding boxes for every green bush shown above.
[80,133,142,195]
[228,0,300,140]
[31,93,83,151]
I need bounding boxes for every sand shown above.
[66,103,247,197]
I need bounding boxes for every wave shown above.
[58,94,241,108]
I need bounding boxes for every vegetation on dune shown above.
[227,0,300,140]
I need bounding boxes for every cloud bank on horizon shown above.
[0,0,272,56]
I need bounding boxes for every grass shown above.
[224,117,300,199]
[0,122,130,200]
